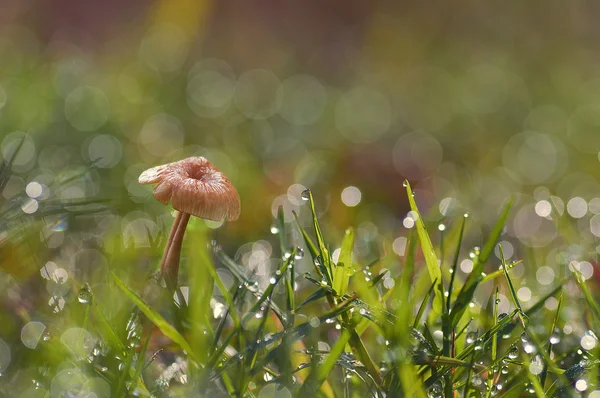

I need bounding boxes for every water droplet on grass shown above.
[507,345,519,359]
[521,333,536,353]
[77,283,92,304]
[474,339,484,351]
[549,329,561,345]
[294,247,304,259]
[466,331,477,344]
[301,189,311,201]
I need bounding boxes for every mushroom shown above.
[138,156,240,288]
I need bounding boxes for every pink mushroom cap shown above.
[138,157,241,221]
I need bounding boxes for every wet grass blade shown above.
[499,245,527,327]
[524,283,563,317]
[524,355,546,398]
[500,249,570,392]
[132,330,152,392]
[241,251,296,325]
[413,279,437,329]
[293,210,329,280]
[298,328,353,395]
[443,216,466,398]
[480,260,522,283]
[572,267,600,321]
[432,309,518,387]
[216,249,286,323]
[215,303,356,381]
[274,206,296,328]
[293,210,319,259]
[187,227,216,364]
[455,309,518,361]
[92,301,126,353]
[110,272,199,362]
[0,134,26,191]
[304,189,333,284]
[333,228,354,296]
[447,215,467,311]
[212,285,243,354]
[540,294,562,387]
[451,197,513,326]
[295,288,328,311]
[276,205,287,255]
[485,288,499,398]
[405,181,444,314]
[295,192,384,386]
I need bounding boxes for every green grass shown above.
[1,149,600,398]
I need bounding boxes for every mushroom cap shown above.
[138,157,241,221]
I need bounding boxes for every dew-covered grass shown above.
[2,137,599,398]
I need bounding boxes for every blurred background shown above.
[3,0,600,394]
[3,1,600,252]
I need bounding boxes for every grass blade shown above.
[447,214,467,310]
[405,181,444,314]
[572,266,600,321]
[540,294,562,387]
[187,226,215,364]
[304,189,333,284]
[333,227,354,296]
[110,272,199,362]
[451,197,513,326]
[485,288,499,398]
[300,329,353,395]
[499,245,527,327]
[413,279,437,329]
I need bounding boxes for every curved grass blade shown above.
[241,250,296,325]
[413,279,437,329]
[110,272,199,362]
[295,287,328,311]
[292,210,319,260]
[216,249,285,323]
[303,189,333,284]
[499,245,527,327]
[0,134,26,191]
[405,181,444,314]
[573,266,600,321]
[298,328,353,395]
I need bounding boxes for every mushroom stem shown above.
[160,211,183,273]
[162,211,191,288]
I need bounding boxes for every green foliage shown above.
[2,158,600,398]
